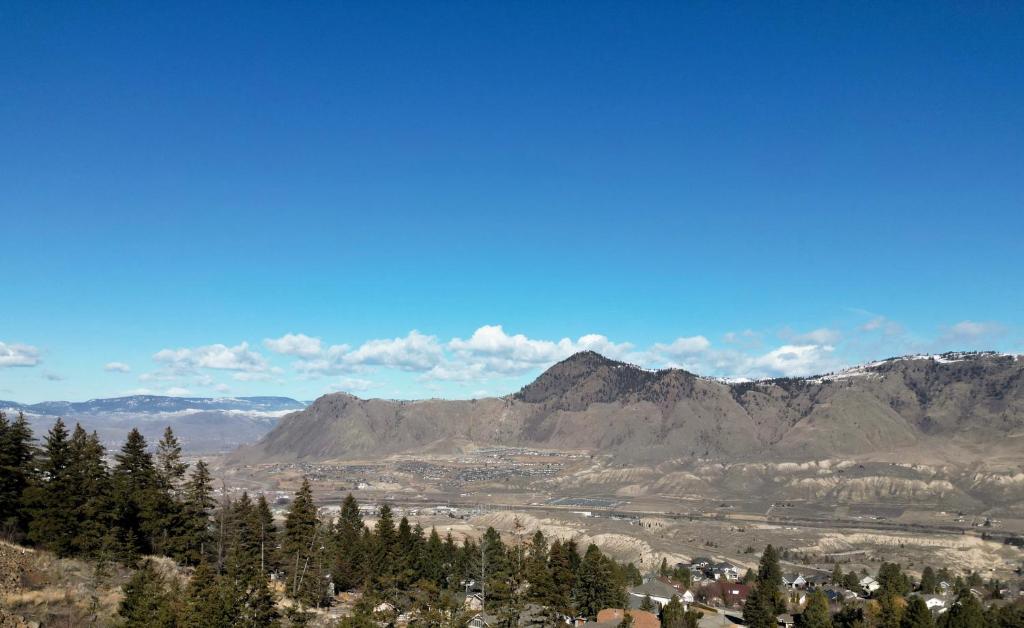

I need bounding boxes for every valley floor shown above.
[217,448,1024,586]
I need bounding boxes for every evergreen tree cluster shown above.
[323,497,634,623]
[1,413,212,564]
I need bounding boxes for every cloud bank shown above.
[99,314,1018,399]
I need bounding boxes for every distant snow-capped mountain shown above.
[0,395,307,454]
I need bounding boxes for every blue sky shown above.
[1,2,1022,403]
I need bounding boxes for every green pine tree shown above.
[119,559,179,627]
[546,539,576,617]
[939,590,986,628]
[254,494,277,574]
[901,596,935,628]
[831,564,844,586]
[919,567,937,595]
[419,526,447,588]
[395,516,422,589]
[878,563,911,597]
[186,559,233,628]
[155,426,188,494]
[661,594,685,628]
[112,429,163,559]
[742,583,777,628]
[526,530,555,606]
[573,543,623,619]
[25,418,77,556]
[756,545,786,615]
[67,425,114,558]
[879,593,903,628]
[0,411,34,535]
[798,590,832,628]
[373,502,398,579]
[331,493,366,591]
[282,478,322,606]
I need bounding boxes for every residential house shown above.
[630,579,682,608]
[468,604,551,628]
[594,609,660,628]
[464,593,485,612]
[782,574,807,589]
[691,557,714,573]
[924,596,946,611]
[859,576,880,594]
[373,602,396,615]
[712,563,740,582]
[468,614,492,628]
[700,581,750,609]
[823,589,845,604]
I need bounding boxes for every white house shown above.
[924,597,946,611]
[628,579,680,607]
[713,563,741,582]
[860,576,880,593]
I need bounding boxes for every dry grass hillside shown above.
[0,540,136,626]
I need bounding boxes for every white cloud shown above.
[343,330,443,371]
[651,335,712,358]
[422,361,490,382]
[293,343,353,375]
[264,333,323,358]
[646,334,839,380]
[233,372,274,382]
[104,362,131,373]
[153,342,269,373]
[449,325,574,363]
[723,329,761,348]
[165,387,191,397]
[575,334,636,360]
[442,325,635,378]
[781,328,842,345]
[139,370,181,383]
[747,344,838,378]
[327,377,374,393]
[944,320,1004,340]
[0,341,41,367]
[860,316,904,336]
[213,383,231,393]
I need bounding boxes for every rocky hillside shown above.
[237,351,1024,465]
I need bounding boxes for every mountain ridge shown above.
[235,350,1024,465]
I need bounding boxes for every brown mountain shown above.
[236,350,1024,466]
